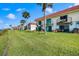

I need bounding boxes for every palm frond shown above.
[22,11,30,19]
[37,3,42,5]
[20,20,26,25]
[42,3,47,11]
[47,3,53,8]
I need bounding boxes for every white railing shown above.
[56,17,72,23]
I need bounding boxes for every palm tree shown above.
[22,11,30,30]
[22,11,30,19]
[20,20,26,30]
[37,3,53,34]
[9,25,12,27]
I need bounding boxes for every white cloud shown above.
[16,8,25,12]
[2,8,10,11]
[68,3,79,8]
[74,3,79,6]
[46,7,53,13]
[68,5,73,8]
[0,20,3,24]
[6,13,16,20]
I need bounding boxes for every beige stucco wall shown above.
[68,12,79,21]
[30,25,37,31]
[68,12,79,31]
[51,11,79,31]
[51,17,59,30]
[36,11,79,31]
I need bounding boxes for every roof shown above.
[28,23,36,26]
[35,5,79,22]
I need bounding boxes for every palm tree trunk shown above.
[44,11,47,35]
[23,25,24,30]
[26,20,28,30]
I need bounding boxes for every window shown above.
[76,21,79,24]
[46,18,51,26]
[38,21,42,25]
[60,15,68,21]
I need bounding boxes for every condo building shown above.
[35,5,79,32]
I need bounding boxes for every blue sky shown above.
[0,3,77,29]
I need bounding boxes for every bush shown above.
[0,32,3,36]
[0,29,8,36]
[2,29,8,33]
[72,28,79,33]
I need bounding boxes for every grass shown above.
[0,31,8,55]
[0,30,79,56]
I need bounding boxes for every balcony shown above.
[57,17,72,25]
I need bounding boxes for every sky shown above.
[0,3,78,29]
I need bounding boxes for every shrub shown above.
[2,29,8,33]
[71,28,79,33]
[0,32,3,36]
[0,29,8,36]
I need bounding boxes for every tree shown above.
[22,11,30,19]
[37,3,53,34]
[20,20,26,30]
[9,25,12,30]
[9,25,12,27]
[22,11,30,30]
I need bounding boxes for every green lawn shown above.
[0,30,79,56]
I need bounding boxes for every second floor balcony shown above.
[57,17,72,25]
